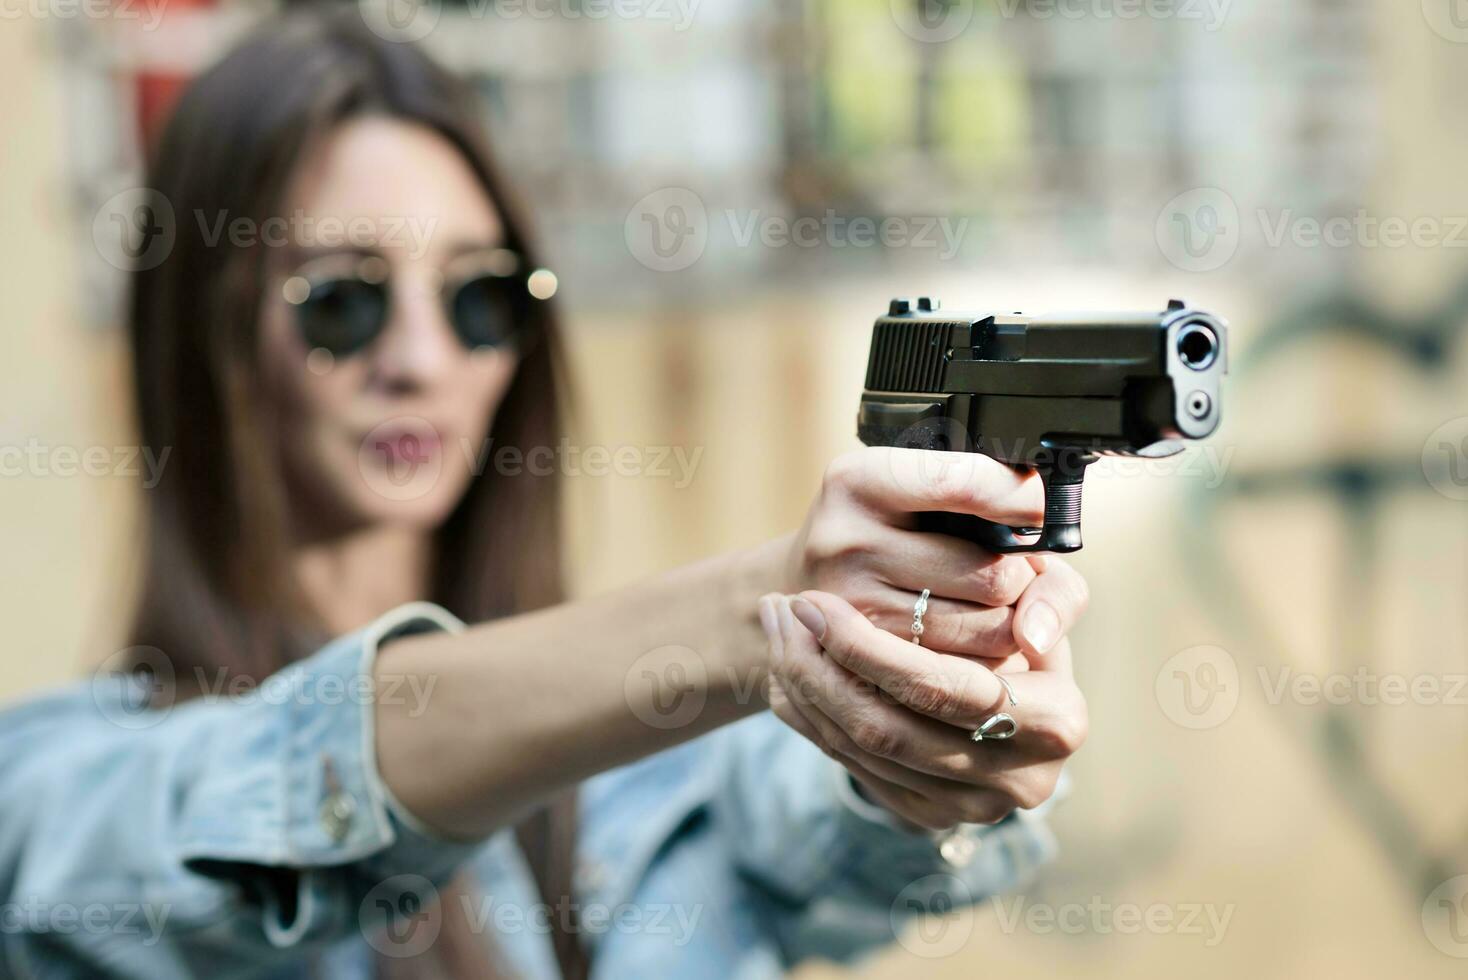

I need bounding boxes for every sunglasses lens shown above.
[294,277,387,357]
[451,274,525,351]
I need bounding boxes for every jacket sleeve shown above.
[706,712,1063,967]
[0,603,482,979]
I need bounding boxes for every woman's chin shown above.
[359,493,462,531]
[345,453,473,531]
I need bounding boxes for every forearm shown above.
[374,535,788,839]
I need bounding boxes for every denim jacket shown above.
[0,603,1060,979]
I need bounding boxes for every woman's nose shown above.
[366,274,460,394]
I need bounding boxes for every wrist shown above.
[714,533,792,683]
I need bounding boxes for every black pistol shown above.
[857,297,1227,554]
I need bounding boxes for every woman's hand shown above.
[759,575,1089,830]
[787,446,1082,661]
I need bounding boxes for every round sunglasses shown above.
[280,248,556,359]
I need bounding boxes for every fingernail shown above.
[1021,601,1061,653]
[790,596,827,640]
[757,594,781,643]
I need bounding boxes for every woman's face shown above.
[258,117,518,535]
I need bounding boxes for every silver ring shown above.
[910,588,930,646]
[994,673,1018,708]
[971,713,1018,742]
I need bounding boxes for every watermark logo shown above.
[460,896,704,943]
[891,874,975,958]
[1422,874,1468,957]
[624,645,709,729]
[358,0,442,42]
[879,421,987,508]
[1256,209,1468,251]
[358,416,445,503]
[994,0,1232,31]
[992,895,1234,946]
[361,874,442,958]
[725,210,967,260]
[625,188,709,272]
[1156,187,1240,273]
[198,209,439,259]
[890,0,974,43]
[1258,666,1468,709]
[1159,192,1468,270]
[1423,416,1468,501]
[625,188,969,271]
[90,654,437,729]
[0,898,171,946]
[1155,644,1239,729]
[93,187,176,272]
[90,646,176,730]
[0,440,171,487]
[460,437,703,488]
[362,0,699,38]
[1422,0,1468,43]
[0,0,168,30]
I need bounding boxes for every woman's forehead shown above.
[284,116,504,258]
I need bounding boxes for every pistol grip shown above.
[917,459,1090,555]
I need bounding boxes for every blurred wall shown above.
[0,14,136,695]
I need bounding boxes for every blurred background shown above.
[3,0,1468,976]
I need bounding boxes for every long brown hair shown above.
[128,8,565,678]
[126,7,574,977]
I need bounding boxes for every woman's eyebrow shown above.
[286,244,385,263]
[441,238,509,260]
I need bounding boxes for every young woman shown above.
[0,8,1090,978]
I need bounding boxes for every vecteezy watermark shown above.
[1254,209,1468,252]
[460,895,704,945]
[866,426,1236,499]
[1157,187,1468,272]
[725,210,967,260]
[90,647,438,731]
[91,646,176,731]
[359,0,442,42]
[623,621,996,736]
[624,188,709,272]
[461,438,704,489]
[189,665,439,715]
[0,440,170,488]
[193,209,439,260]
[624,187,970,272]
[1155,644,1240,730]
[356,417,707,504]
[1423,416,1468,501]
[1155,188,1242,273]
[1422,874,1468,958]
[0,0,167,30]
[994,0,1231,30]
[624,645,713,730]
[483,0,699,30]
[991,895,1235,947]
[1156,644,1468,730]
[1257,667,1468,709]
[358,417,447,504]
[891,874,975,958]
[0,898,172,947]
[889,0,975,44]
[361,875,443,958]
[1421,0,1468,44]
[358,0,699,43]
[358,875,704,958]
[1091,444,1235,489]
[93,189,441,271]
[94,187,176,273]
